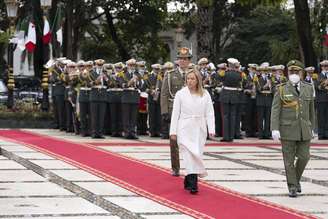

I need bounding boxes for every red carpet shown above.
[0,130,316,219]
[89,141,328,147]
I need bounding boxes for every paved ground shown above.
[0,129,327,219]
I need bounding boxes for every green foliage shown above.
[0,30,9,44]
[224,5,299,65]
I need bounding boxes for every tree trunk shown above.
[64,2,73,60]
[212,0,227,63]
[196,3,213,60]
[104,9,130,60]
[293,0,317,66]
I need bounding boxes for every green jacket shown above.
[160,68,185,115]
[271,81,315,141]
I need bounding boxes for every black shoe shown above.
[220,139,233,142]
[296,183,302,193]
[98,135,105,139]
[190,174,198,194]
[171,170,180,176]
[184,175,191,190]
[234,136,244,139]
[288,187,297,198]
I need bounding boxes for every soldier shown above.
[67,62,80,134]
[49,58,67,131]
[161,47,191,176]
[146,64,162,137]
[211,63,226,137]
[64,62,75,133]
[315,60,328,139]
[197,57,209,81]
[78,61,92,137]
[137,61,148,135]
[271,60,315,197]
[118,58,141,139]
[304,66,318,84]
[219,58,242,142]
[108,62,125,137]
[235,63,247,139]
[271,65,288,94]
[255,64,273,139]
[103,63,114,135]
[243,64,258,137]
[89,59,108,138]
[158,62,173,138]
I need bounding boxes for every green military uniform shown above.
[271,60,315,197]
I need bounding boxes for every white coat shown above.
[169,87,215,177]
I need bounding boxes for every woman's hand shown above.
[170,135,177,141]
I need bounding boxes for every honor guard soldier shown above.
[158,62,173,138]
[145,64,162,137]
[103,63,114,136]
[211,63,226,137]
[89,59,108,139]
[304,67,318,84]
[243,64,258,137]
[271,65,288,94]
[64,61,75,133]
[271,60,315,197]
[235,63,247,139]
[78,61,92,137]
[108,62,125,137]
[219,58,242,142]
[315,60,328,139]
[67,62,80,135]
[198,57,209,81]
[136,61,149,135]
[161,47,191,176]
[117,58,141,139]
[255,64,273,139]
[49,58,67,131]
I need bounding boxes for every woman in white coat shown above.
[169,69,215,194]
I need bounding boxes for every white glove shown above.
[271,130,281,141]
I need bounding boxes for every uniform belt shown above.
[65,86,70,89]
[92,86,107,89]
[80,87,91,91]
[124,88,137,91]
[260,91,272,94]
[223,86,238,91]
[108,88,123,91]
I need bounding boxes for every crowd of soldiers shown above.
[46,47,328,141]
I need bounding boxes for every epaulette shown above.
[218,70,225,77]
[157,74,163,81]
[253,75,259,82]
[241,72,247,79]
[312,73,318,80]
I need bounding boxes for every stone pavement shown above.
[0,129,327,219]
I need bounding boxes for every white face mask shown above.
[288,74,300,84]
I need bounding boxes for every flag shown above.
[43,16,52,44]
[25,22,36,53]
[56,27,63,46]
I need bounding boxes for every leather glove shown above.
[162,113,170,122]
[271,130,281,141]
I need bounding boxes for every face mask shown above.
[139,69,145,75]
[288,74,300,84]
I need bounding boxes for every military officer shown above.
[271,65,288,94]
[197,57,209,82]
[219,58,242,142]
[271,60,315,197]
[315,60,328,139]
[118,59,141,139]
[78,61,92,137]
[67,62,80,134]
[304,66,318,84]
[146,64,162,137]
[161,47,190,176]
[89,59,108,138]
[243,64,258,137]
[103,63,114,135]
[256,64,273,139]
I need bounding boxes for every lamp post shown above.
[40,0,52,111]
[175,26,185,50]
[4,0,18,109]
